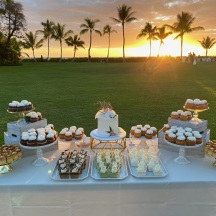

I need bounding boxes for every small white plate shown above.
[127,156,168,178]
[51,156,90,181]
[91,156,128,180]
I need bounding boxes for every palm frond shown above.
[80,29,89,35]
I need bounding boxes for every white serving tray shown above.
[127,156,168,178]
[91,156,128,180]
[51,156,90,181]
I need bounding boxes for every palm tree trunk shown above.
[122,23,126,63]
[32,48,36,62]
[158,41,162,57]
[206,49,208,57]
[181,35,183,61]
[88,30,92,62]
[60,40,62,62]
[106,33,110,62]
[150,38,152,57]
[47,36,50,61]
[72,47,76,62]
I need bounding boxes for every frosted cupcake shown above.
[186,136,196,146]
[59,130,66,139]
[185,99,194,109]
[194,99,201,109]
[180,112,188,121]
[185,127,192,132]
[171,111,179,119]
[37,135,47,146]
[136,124,142,129]
[27,135,37,146]
[144,124,151,130]
[177,110,183,117]
[167,133,176,143]
[176,136,185,145]
[30,112,38,122]
[75,130,82,140]
[145,129,153,139]
[194,133,202,144]
[65,132,73,141]
[150,127,157,136]
[141,127,147,136]
[134,129,141,138]
[20,134,29,146]
[185,111,192,120]
[77,127,84,135]
[162,124,170,132]
[184,132,192,137]
[46,133,55,144]
[130,126,136,135]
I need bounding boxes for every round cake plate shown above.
[19,139,57,167]
[7,107,35,126]
[183,106,209,124]
[164,138,204,165]
[90,127,126,141]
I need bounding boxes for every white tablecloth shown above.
[1,140,216,216]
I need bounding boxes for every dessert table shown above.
[0,140,216,216]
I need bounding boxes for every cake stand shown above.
[90,127,126,151]
[7,107,35,126]
[183,106,209,123]
[19,140,57,167]
[164,138,204,165]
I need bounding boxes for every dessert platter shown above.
[25,111,43,123]
[205,140,216,167]
[183,98,209,123]
[7,100,35,125]
[90,101,126,150]
[19,125,58,166]
[164,126,204,165]
[51,149,90,181]
[127,146,168,178]
[91,149,128,180]
[0,144,22,174]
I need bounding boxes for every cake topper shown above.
[97,101,113,112]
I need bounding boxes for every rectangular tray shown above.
[127,156,168,178]
[51,156,90,181]
[91,156,128,180]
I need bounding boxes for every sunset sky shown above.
[19,0,216,58]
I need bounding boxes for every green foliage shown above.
[198,36,216,57]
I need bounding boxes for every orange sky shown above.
[19,0,216,58]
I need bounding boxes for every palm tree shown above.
[137,22,158,57]
[21,31,44,62]
[65,34,85,62]
[110,4,137,63]
[155,26,172,56]
[80,18,102,62]
[164,11,204,60]
[103,24,117,62]
[198,36,216,57]
[38,19,55,61]
[51,23,73,62]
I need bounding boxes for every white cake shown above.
[95,109,119,137]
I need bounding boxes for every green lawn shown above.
[0,60,215,143]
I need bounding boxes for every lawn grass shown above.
[0,59,216,143]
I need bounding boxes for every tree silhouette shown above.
[111,4,137,62]
[198,36,216,57]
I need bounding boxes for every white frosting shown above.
[141,127,147,131]
[192,131,200,135]
[186,99,194,103]
[31,113,38,118]
[29,132,37,136]
[176,132,184,137]
[17,102,24,107]
[177,136,185,141]
[134,129,141,133]
[29,135,36,140]
[150,127,156,131]
[168,133,176,138]
[69,129,75,133]
[194,99,201,105]
[22,132,28,136]
[70,126,76,130]
[37,135,45,141]
[28,129,35,133]
[185,132,192,137]
[21,134,29,140]
[146,129,153,135]
[171,111,178,115]
[144,125,150,129]
[46,133,54,138]
[171,126,177,129]
[75,130,82,135]
[180,112,187,117]
[185,127,192,132]
[194,133,202,138]
[60,130,66,134]
[131,126,137,130]
[187,136,196,141]
[185,111,192,115]
[164,124,170,128]
[177,110,183,114]
[169,129,176,133]
[136,124,142,129]
[65,132,72,136]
